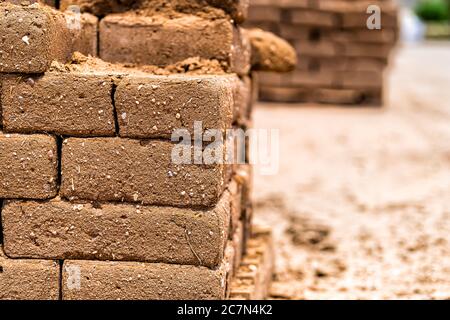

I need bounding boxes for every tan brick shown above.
[62,242,236,300]
[0,2,72,73]
[0,133,58,199]
[99,13,250,75]
[295,40,340,57]
[337,71,383,89]
[315,88,364,105]
[259,86,311,103]
[61,138,231,207]
[206,0,249,23]
[290,9,338,27]
[1,72,115,136]
[2,188,233,268]
[342,11,398,29]
[232,76,254,127]
[116,74,235,139]
[342,43,392,60]
[289,70,337,88]
[0,249,59,300]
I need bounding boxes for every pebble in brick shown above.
[0,249,59,300]
[62,242,236,300]
[0,133,58,199]
[99,13,251,75]
[115,74,235,139]
[1,72,115,136]
[61,138,232,208]
[0,2,72,73]
[2,187,237,268]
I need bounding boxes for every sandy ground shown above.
[252,42,450,300]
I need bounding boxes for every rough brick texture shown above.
[62,242,236,300]
[2,188,236,268]
[99,13,250,75]
[115,74,235,139]
[0,133,58,199]
[0,249,59,300]
[0,3,72,73]
[61,138,232,207]
[1,72,115,136]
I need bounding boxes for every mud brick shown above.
[247,5,281,22]
[2,187,236,268]
[289,70,337,88]
[0,249,59,300]
[342,43,392,60]
[289,9,338,27]
[229,227,274,300]
[341,10,398,29]
[258,72,289,87]
[295,40,340,57]
[329,29,397,44]
[228,179,243,239]
[61,138,231,207]
[259,86,311,103]
[0,133,58,199]
[99,13,250,75]
[279,25,316,40]
[116,74,235,139]
[1,72,115,136]
[232,76,253,127]
[314,88,364,105]
[337,71,383,89]
[62,242,236,300]
[0,2,72,73]
[279,0,310,8]
[70,13,99,56]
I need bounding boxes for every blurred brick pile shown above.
[245,0,399,105]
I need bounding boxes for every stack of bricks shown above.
[0,0,275,300]
[245,0,399,105]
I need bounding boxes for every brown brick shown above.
[315,88,364,105]
[1,72,115,136]
[247,5,281,22]
[295,40,340,57]
[99,13,250,75]
[62,242,236,300]
[0,133,58,199]
[2,188,234,268]
[341,11,398,29]
[206,0,249,23]
[116,74,235,139]
[342,43,392,60]
[0,3,72,73]
[232,76,254,127]
[61,138,231,208]
[70,13,99,56]
[289,70,337,88]
[290,9,338,27]
[0,249,59,300]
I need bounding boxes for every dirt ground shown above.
[253,42,450,300]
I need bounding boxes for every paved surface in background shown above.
[253,43,450,299]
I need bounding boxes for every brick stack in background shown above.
[245,0,399,105]
[0,0,280,300]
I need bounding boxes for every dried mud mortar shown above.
[253,44,450,299]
